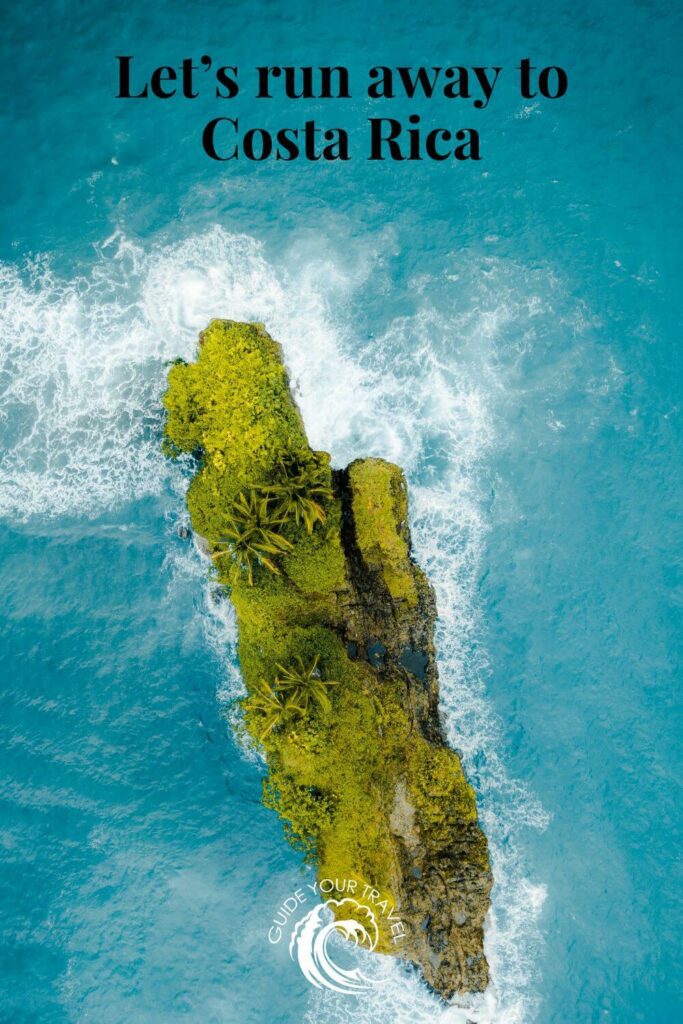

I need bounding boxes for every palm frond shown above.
[212,488,293,584]
[254,454,334,535]
[274,655,339,714]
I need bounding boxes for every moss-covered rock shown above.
[162,320,492,999]
[348,459,419,607]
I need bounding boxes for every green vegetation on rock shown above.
[163,320,311,547]
[162,319,492,998]
[348,459,419,606]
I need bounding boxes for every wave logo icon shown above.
[288,897,380,994]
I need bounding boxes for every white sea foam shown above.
[0,227,553,1022]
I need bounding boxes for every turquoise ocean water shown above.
[0,2,681,1022]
